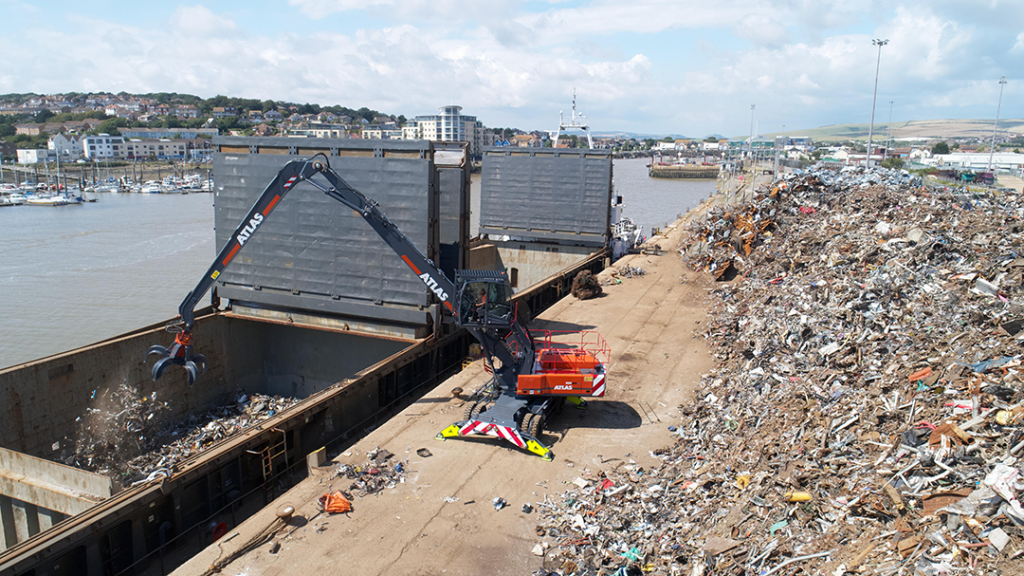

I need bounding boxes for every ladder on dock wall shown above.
[248,428,288,484]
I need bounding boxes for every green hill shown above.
[759,118,1024,142]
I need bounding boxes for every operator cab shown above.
[455,270,515,328]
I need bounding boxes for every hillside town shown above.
[0,92,574,165]
[1,92,1023,186]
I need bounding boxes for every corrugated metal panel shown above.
[212,137,437,326]
[478,148,612,245]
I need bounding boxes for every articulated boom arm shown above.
[150,155,477,384]
[176,157,458,331]
[175,160,313,330]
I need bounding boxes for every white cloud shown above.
[169,5,238,37]
[0,1,1018,135]
[289,0,510,22]
[732,13,788,47]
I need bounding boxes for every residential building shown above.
[909,148,931,162]
[286,122,349,138]
[248,110,263,121]
[14,124,42,136]
[124,139,187,160]
[263,110,283,121]
[401,125,421,140]
[512,134,537,147]
[361,124,402,140]
[212,106,237,118]
[252,123,276,137]
[48,133,82,161]
[152,104,173,116]
[175,104,199,118]
[411,105,488,154]
[17,149,55,163]
[61,120,90,134]
[120,127,218,140]
[81,134,126,160]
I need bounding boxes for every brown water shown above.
[2,159,714,368]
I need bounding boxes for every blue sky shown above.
[0,0,1020,136]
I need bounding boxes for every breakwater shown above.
[649,164,719,179]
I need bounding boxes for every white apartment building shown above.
[411,105,490,155]
[125,139,186,160]
[401,125,421,140]
[16,149,55,164]
[286,122,350,138]
[81,134,126,160]
[48,133,82,161]
[361,125,402,139]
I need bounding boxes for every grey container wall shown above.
[435,142,471,280]
[213,137,439,327]
[479,148,613,246]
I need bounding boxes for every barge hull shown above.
[0,250,607,576]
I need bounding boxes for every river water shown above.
[0,158,713,368]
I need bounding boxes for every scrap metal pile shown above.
[536,167,1024,575]
[60,385,298,487]
[685,165,924,281]
[333,447,408,498]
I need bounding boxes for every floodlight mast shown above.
[988,76,1007,173]
[864,38,888,167]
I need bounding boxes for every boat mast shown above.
[552,89,594,149]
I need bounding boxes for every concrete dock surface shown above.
[172,219,715,576]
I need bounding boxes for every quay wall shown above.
[649,165,719,179]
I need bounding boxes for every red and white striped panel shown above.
[283,176,298,190]
[591,373,606,397]
[458,420,526,448]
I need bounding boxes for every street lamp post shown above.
[865,38,889,167]
[988,76,1007,173]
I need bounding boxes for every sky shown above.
[0,0,1020,137]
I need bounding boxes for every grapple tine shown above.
[192,354,208,374]
[184,362,198,386]
[152,357,173,381]
[147,345,170,357]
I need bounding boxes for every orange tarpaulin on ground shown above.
[319,491,352,513]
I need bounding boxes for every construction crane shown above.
[146,155,608,460]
